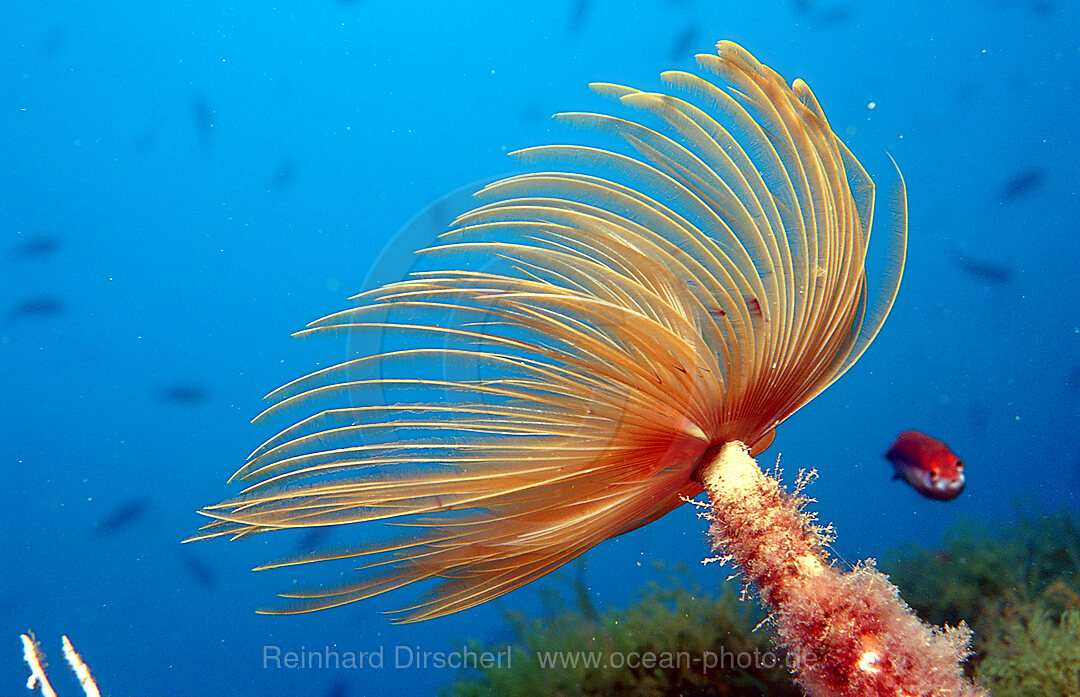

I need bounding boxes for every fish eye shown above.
[956,460,964,469]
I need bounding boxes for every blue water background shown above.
[2,1,1078,695]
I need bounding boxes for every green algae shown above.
[883,511,1080,696]
[444,562,799,697]
[977,608,1080,697]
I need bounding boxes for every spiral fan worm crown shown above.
[191,40,906,622]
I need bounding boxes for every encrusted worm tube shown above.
[699,441,987,697]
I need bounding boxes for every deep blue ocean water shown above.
[3,1,1077,695]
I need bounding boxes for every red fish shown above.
[885,431,965,501]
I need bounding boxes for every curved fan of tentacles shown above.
[192,41,905,623]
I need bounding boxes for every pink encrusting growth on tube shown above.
[193,41,987,695]
[699,442,985,696]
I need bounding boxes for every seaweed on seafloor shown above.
[881,511,1080,643]
[443,561,801,697]
[881,510,1080,694]
[977,608,1080,697]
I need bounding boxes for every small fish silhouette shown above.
[11,235,61,259]
[94,500,149,536]
[7,296,65,322]
[996,167,1044,204]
